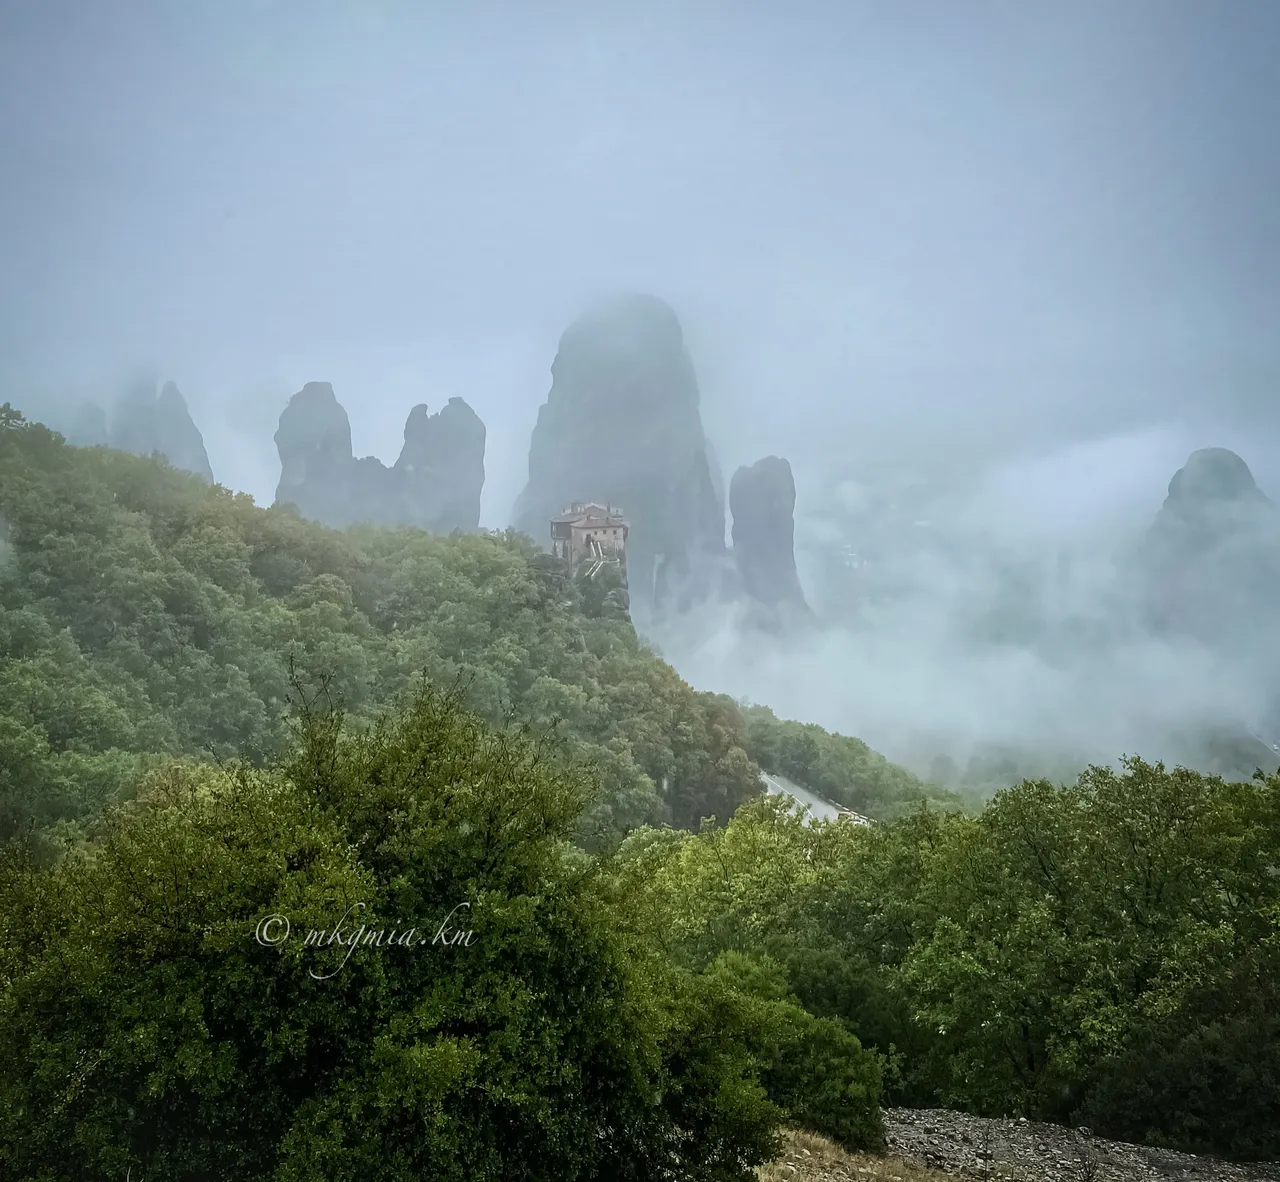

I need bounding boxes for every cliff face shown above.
[729,455,809,616]
[273,383,486,531]
[110,377,214,481]
[513,294,727,615]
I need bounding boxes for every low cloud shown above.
[653,426,1280,783]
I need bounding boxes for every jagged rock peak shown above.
[553,293,688,390]
[154,381,214,481]
[401,397,485,458]
[396,397,486,532]
[109,375,213,481]
[730,455,808,613]
[1141,446,1280,654]
[1148,447,1274,555]
[273,384,487,533]
[111,372,162,458]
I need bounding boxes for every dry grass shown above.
[759,1128,966,1182]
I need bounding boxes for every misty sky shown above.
[3,0,1278,526]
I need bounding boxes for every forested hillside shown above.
[0,406,957,846]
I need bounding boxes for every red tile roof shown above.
[552,503,628,529]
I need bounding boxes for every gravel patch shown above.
[883,1108,1280,1182]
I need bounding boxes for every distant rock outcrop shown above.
[274,382,356,524]
[513,293,727,615]
[154,382,216,481]
[1141,447,1280,652]
[273,383,486,532]
[1158,447,1269,523]
[729,456,808,616]
[395,398,486,533]
[110,377,214,481]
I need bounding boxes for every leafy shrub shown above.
[1077,939,1280,1160]
[0,683,788,1181]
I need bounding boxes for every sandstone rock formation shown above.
[1139,448,1280,747]
[273,383,486,532]
[513,293,728,616]
[274,382,356,525]
[1141,447,1279,649]
[395,398,486,533]
[729,455,809,617]
[704,439,727,528]
[110,377,214,481]
[1156,446,1270,527]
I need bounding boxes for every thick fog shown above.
[4,0,1279,780]
[654,422,1280,780]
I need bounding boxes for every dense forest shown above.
[1,407,1276,1179]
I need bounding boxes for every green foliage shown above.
[898,758,1280,1145]
[0,682,791,1181]
[649,960,787,1181]
[700,953,885,1153]
[631,763,1280,1160]
[573,556,631,622]
[651,948,884,1162]
[767,1007,886,1153]
[624,798,890,1151]
[1076,937,1280,1159]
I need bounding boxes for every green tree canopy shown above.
[0,683,800,1181]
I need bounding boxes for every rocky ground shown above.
[760,1111,1280,1182]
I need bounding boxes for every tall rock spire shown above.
[513,293,727,616]
[729,455,809,615]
